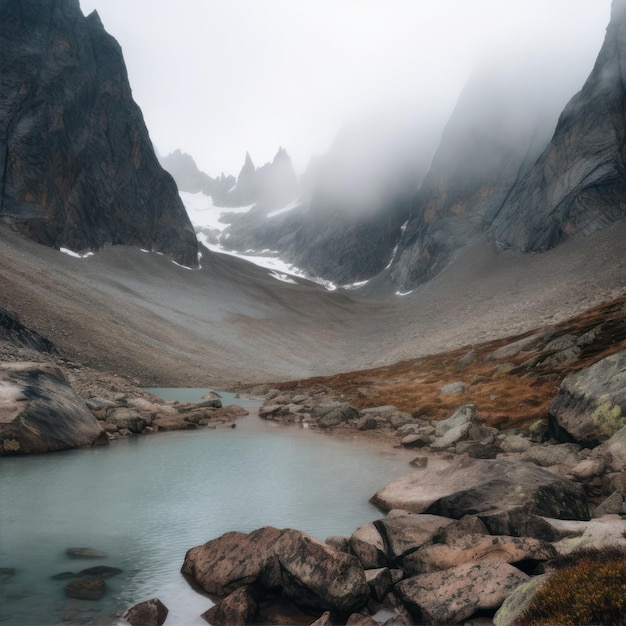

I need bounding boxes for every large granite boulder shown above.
[370,458,589,536]
[202,587,257,626]
[549,349,626,447]
[182,527,369,618]
[0,0,198,265]
[0,362,105,454]
[396,561,528,624]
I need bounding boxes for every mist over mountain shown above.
[489,0,626,252]
[0,0,198,266]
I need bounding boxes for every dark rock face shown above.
[0,0,198,266]
[549,349,626,447]
[0,362,106,454]
[489,0,626,252]
[389,59,570,290]
[0,307,55,353]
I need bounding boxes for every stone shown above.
[400,434,431,448]
[492,574,549,626]
[498,433,531,453]
[345,613,378,626]
[433,405,478,438]
[375,514,454,562]
[182,527,369,617]
[152,414,198,431]
[0,0,198,265]
[106,408,147,433]
[591,425,626,471]
[549,350,626,447]
[544,515,626,554]
[66,576,105,600]
[202,587,257,626]
[365,568,393,602]
[325,536,351,553]
[66,547,107,559]
[123,598,169,626]
[350,524,388,569]
[440,382,468,395]
[520,442,583,467]
[317,405,360,429]
[0,363,106,454]
[396,562,529,624]
[370,457,590,536]
[592,491,626,518]
[402,534,556,575]
[357,416,379,431]
[76,566,122,578]
[434,515,489,544]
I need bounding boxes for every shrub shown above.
[515,546,626,625]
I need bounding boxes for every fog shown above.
[78,0,610,179]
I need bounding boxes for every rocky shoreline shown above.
[2,304,626,625]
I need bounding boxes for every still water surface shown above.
[0,390,413,625]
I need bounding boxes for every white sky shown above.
[78,0,611,177]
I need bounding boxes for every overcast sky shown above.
[78,0,611,177]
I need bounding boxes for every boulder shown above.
[310,611,333,626]
[549,350,626,447]
[365,568,393,602]
[123,598,169,626]
[592,491,626,517]
[371,458,589,536]
[182,527,369,617]
[520,442,583,468]
[544,515,626,554]
[345,614,378,626]
[396,562,528,624]
[402,534,556,575]
[0,362,105,454]
[317,405,359,429]
[350,523,388,569]
[106,408,147,433]
[374,514,454,562]
[590,424,626,471]
[66,576,105,600]
[202,587,257,626]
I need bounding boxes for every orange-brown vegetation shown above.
[515,546,626,625]
[264,296,626,430]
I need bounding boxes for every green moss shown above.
[591,401,626,437]
[2,438,21,452]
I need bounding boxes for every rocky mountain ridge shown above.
[0,0,198,266]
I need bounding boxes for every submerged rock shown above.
[65,576,105,600]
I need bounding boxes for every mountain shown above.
[489,0,626,252]
[0,0,198,266]
[159,149,215,195]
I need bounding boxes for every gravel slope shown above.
[1,220,625,388]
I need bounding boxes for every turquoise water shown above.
[0,390,413,625]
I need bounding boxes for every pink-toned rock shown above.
[182,527,369,617]
[396,561,528,624]
[402,533,556,575]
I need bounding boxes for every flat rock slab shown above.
[371,458,589,535]
[0,362,105,454]
[396,561,529,624]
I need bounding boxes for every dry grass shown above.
[260,296,626,429]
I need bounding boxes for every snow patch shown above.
[267,199,303,218]
[269,271,298,284]
[60,247,93,258]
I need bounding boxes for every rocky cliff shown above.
[489,0,626,252]
[0,0,198,266]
